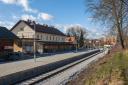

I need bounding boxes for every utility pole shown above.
[31,21,36,62]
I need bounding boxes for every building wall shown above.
[103,36,117,45]
[65,37,76,44]
[0,39,13,52]
[11,22,35,38]
[36,32,66,42]
[13,40,22,52]
[21,39,33,53]
[12,22,66,43]
[11,22,75,53]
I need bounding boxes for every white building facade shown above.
[11,20,75,53]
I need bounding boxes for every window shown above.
[46,36,48,40]
[38,34,40,39]
[40,34,42,39]
[20,28,24,31]
[37,35,39,39]
[49,36,51,40]
[56,37,57,41]
[53,36,54,41]
[62,38,64,41]
[40,35,43,40]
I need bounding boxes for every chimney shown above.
[43,24,48,28]
[27,19,31,23]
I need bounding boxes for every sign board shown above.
[4,46,13,49]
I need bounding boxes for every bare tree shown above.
[66,25,87,47]
[86,0,128,49]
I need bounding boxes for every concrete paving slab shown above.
[0,50,94,77]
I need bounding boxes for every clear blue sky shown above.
[0,0,106,39]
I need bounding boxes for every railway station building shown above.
[11,20,76,53]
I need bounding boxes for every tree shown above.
[66,25,87,47]
[86,0,128,49]
[79,30,85,47]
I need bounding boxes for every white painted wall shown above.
[36,32,66,42]
[11,21,34,38]
[11,21,66,42]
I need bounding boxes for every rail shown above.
[16,50,102,85]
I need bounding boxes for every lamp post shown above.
[89,40,91,50]
[96,40,99,49]
[21,34,24,56]
[75,37,78,52]
[31,21,36,62]
[76,42,77,52]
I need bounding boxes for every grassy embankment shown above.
[85,50,128,85]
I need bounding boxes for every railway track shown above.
[16,49,103,85]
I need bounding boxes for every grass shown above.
[84,50,128,85]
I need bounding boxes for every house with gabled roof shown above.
[11,20,76,53]
[0,26,22,53]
